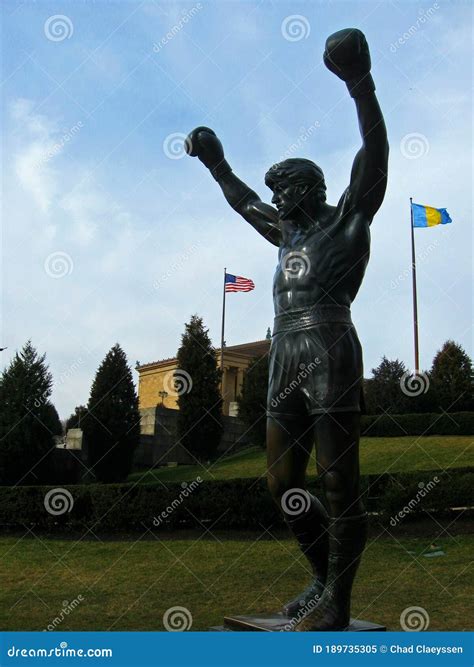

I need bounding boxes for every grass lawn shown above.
[0,530,471,631]
[128,436,473,484]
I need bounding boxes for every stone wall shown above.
[133,406,253,468]
[64,428,83,450]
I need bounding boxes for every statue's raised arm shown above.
[185,126,281,246]
[324,28,389,221]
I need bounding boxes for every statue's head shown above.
[264,158,327,219]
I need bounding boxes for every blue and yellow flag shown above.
[411,203,452,228]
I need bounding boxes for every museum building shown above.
[136,336,271,417]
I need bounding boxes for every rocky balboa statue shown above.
[186,28,388,631]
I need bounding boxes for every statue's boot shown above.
[282,495,329,618]
[294,513,368,631]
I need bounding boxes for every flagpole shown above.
[410,197,420,373]
[220,267,226,379]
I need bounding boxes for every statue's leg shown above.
[266,415,329,618]
[295,412,368,631]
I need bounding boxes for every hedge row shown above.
[361,412,474,436]
[0,468,471,532]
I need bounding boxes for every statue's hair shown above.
[265,158,327,202]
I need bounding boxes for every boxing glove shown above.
[185,126,231,180]
[324,29,375,98]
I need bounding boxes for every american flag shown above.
[225,273,255,293]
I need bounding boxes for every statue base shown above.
[211,613,386,632]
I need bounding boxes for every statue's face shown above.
[271,183,304,219]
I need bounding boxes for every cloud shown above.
[12,99,60,213]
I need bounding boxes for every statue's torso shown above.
[273,205,370,314]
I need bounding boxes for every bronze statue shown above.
[186,28,388,631]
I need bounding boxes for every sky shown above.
[1,0,472,419]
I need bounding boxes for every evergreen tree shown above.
[0,341,55,485]
[365,356,436,415]
[176,315,223,461]
[364,356,410,414]
[237,354,269,447]
[66,405,88,431]
[44,403,63,436]
[82,344,140,482]
[430,340,473,412]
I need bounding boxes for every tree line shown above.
[1,327,471,485]
[0,341,140,485]
[0,314,223,486]
[364,341,473,414]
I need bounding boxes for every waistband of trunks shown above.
[273,305,352,335]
